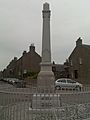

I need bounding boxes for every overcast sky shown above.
[0,0,90,71]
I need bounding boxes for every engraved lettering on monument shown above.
[32,94,60,109]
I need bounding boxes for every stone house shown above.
[68,37,90,84]
[2,44,41,79]
[52,62,68,80]
[16,44,41,79]
[2,57,17,78]
[0,71,3,79]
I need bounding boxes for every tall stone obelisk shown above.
[37,3,55,92]
[32,3,60,109]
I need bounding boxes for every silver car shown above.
[55,78,83,90]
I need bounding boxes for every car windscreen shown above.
[67,79,76,83]
[58,80,66,83]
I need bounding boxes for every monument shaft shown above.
[37,3,55,92]
[42,3,51,62]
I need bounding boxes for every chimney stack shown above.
[29,44,35,52]
[23,51,27,56]
[76,37,82,47]
[14,57,17,61]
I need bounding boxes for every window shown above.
[71,60,73,66]
[59,80,66,83]
[79,58,82,65]
[74,70,78,79]
[67,79,76,83]
[71,72,74,78]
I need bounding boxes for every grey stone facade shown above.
[2,45,41,79]
[68,37,90,84]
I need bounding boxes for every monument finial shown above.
[43,2,49,10]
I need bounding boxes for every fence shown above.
[0,87,90,120]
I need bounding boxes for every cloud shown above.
[0,0,90,70]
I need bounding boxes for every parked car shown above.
[55,78,83,91]
[13,80,26,88]
[10,78,20,84]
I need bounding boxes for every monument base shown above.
[32,94,61,109]
[37,62,55,92]
[37,71,55,92]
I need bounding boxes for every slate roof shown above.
[82,44,90,49]
[53,64,65,72]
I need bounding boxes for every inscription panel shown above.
[32,94,60,109]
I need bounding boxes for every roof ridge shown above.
[82,44,90,49]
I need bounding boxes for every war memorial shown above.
[32,2,61,109]
[0,2,90,120]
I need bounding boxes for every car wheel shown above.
[75,86,81,91]
[55,86,61,90]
